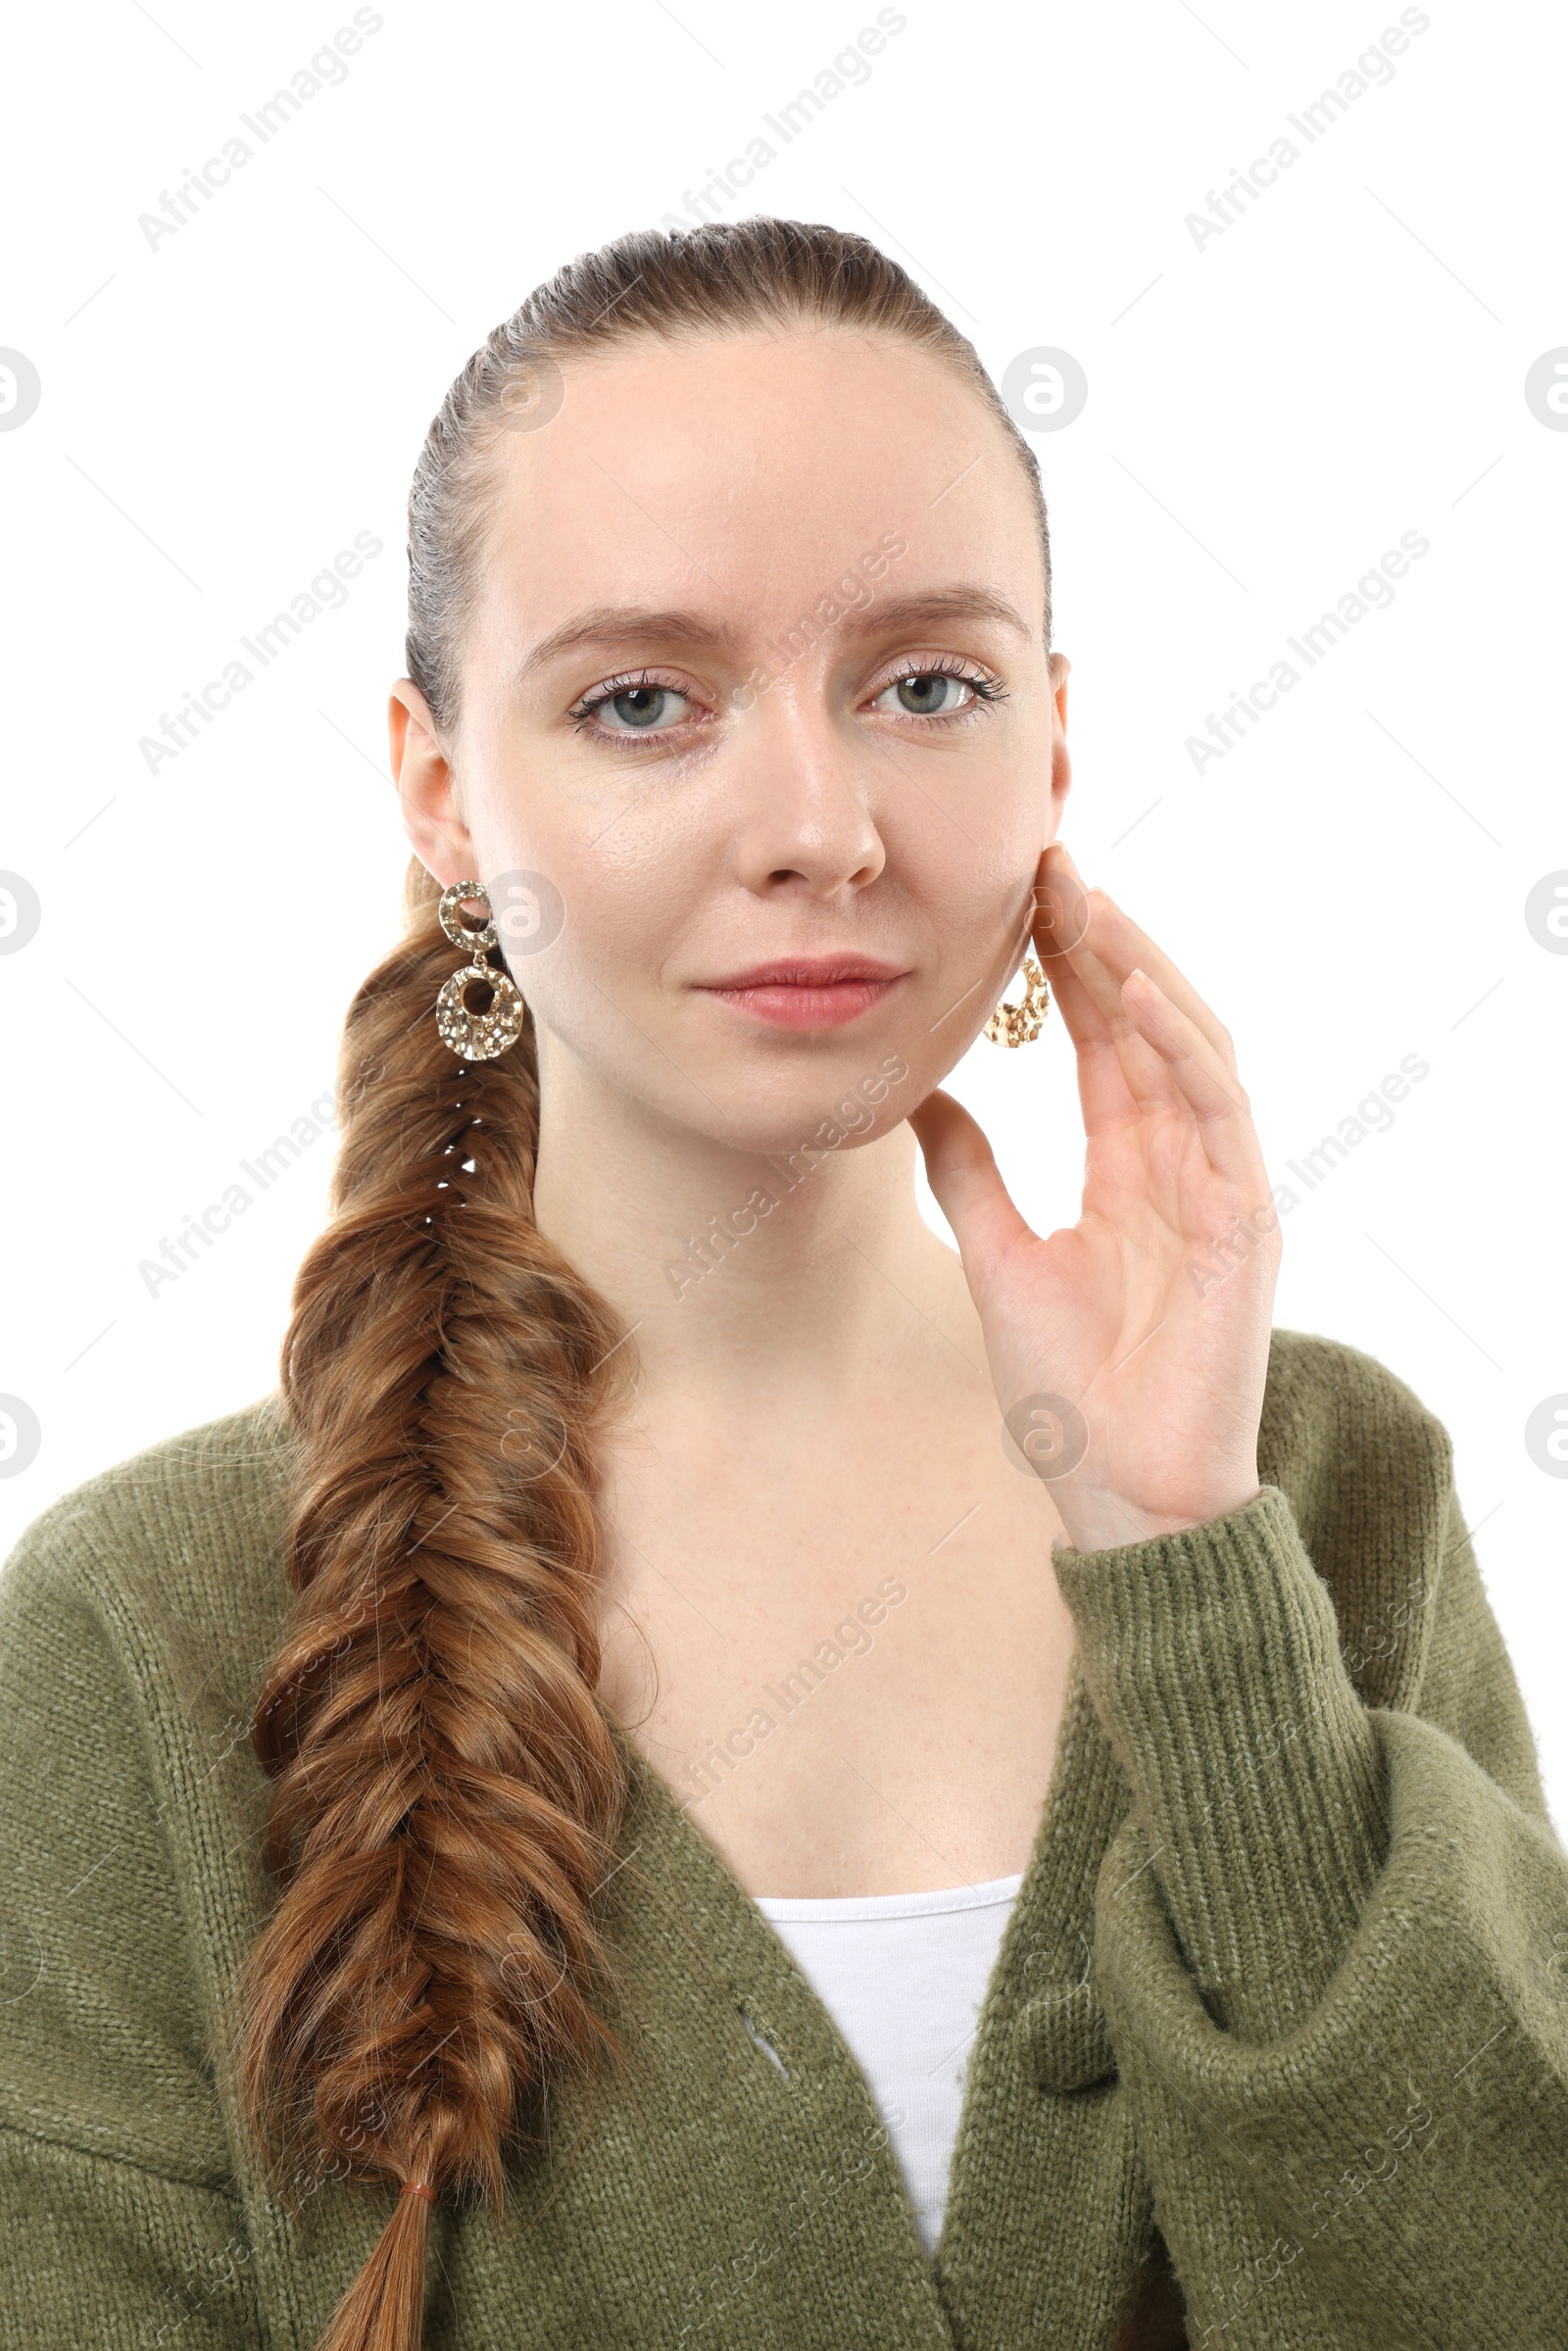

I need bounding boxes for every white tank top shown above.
[752,1871,1023,2258]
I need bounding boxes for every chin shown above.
[700,1045,921,1163]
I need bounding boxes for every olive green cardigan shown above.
[2,1328,1565,2349]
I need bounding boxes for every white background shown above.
[3,2,1565,1810]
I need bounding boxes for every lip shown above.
[694,954,909,1032]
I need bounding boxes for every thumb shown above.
[906,1087,1031,1282]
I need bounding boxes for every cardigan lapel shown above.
[606,1658,1156,2350]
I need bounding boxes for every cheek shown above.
[889,764,1047,934]
[504,830,687,1054]
[457,746,627,950]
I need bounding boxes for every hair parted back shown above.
[232,216,1054,2351]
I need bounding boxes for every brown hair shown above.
[234,217,1054,2351]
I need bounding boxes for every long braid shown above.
[236,860,635,2347]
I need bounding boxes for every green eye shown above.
[600,685,689,730]
[872,668,985,717]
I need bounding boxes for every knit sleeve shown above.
[0,1509,265,2349]
[1050,1451,1568,2346]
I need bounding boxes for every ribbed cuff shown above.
[1052,1484,1390,2043]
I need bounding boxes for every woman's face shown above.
[394,326,1069,1155]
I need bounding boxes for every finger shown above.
[906,1088,1032,1284]
[1120,969,1266,1187]
[1042,943,1183,1134]
[1042,845,1239,1076]
[1035,854,1229,1126]
[978,870,1149,1134]
[1034,890,1191,1130]
[1033,852,1177,1061]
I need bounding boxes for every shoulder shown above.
[0,1397,300,2181]
[7,1389,298,1556]
[0,1393,300,1707]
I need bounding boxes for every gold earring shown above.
[435,880,526,1061]
[984,956,1050,1048]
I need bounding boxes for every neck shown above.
[529,1042,969,1410]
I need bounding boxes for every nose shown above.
[723,688,888,902]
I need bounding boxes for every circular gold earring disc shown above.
[438,879,498,951]
[983,956,1051,1048]
[435,962,525,1060]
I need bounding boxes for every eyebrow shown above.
[516,607,746,678]
[838,586,1036,643]
[514,584,1037,681]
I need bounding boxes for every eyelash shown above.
[879,655,1009,724]
[566,657,1009,746]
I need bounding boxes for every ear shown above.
[1048,649,1072,834]
[388,679,479,885]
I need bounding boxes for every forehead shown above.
[467,328,1045,644]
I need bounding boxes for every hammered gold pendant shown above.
[984,956,1051,1048]
[436,880,526,1061]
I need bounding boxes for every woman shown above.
[1,218,1563,2351]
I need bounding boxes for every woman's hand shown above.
[908,842,1282,1556]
